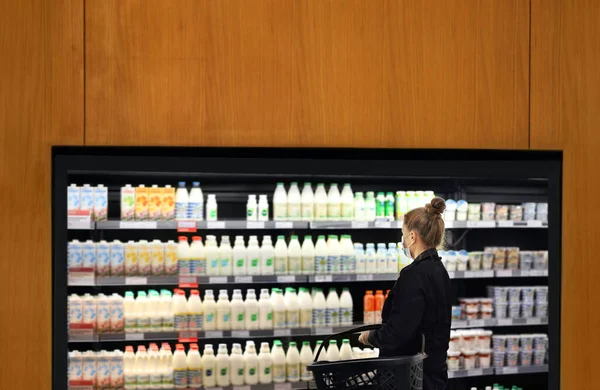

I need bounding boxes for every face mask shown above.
[402,234,414,259]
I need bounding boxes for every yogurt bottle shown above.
[301,183,314,221]
[287,182,302,220]
[376,244,388,273]
[327,235,341,274]
[205,194,218,221]
[123,346,136,389]
[273,183,288,221]
[233,236,247,276]
[274,236,288,275]
[340,183,354,220]
[230,343,245,385]
[300,342,313,381]
[258,342,273,384]
[260,236,275,275]
[298,287,313,328]
[189,236,206,276]
[354,243,365,274]
[354,192,365,221]
[244,342,259,385]
[216,344,230,386]
[159,290,174,332]
[314,235,328,274]
[301,236,315,274]
[258,288,273,329]
[160,344,174,388]
[135,346,149,388]
[284,288,300,328]
[247,194,258,221]
[202,345,216,387]
[205,235,220,276]
[203,290,217,331]
[365,192,376,221]
[96,240,111,277]
[287,235,302,274]
[326,288,340,326]
[123,292,136,333]
[340,288,353,326]
[134,291,150,332]
[327,184,341,220]
[258,195,269,221]
[175,182,188,221]
[387,243,399,273]
[218,236,233,276]
[188,181,204,221]
[314,183,328,220]
[340,339,353,360]
[312,288,327,327]
[216,289,231,330]
[286,342,301,382]
[365,244,377,271]
[246,236,261,275]
[326,340,340,361]
[164,240,178,276]
[148,290,161,332]
[173,290,189,332]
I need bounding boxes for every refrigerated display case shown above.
[53,147,561,390]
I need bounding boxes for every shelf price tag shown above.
[527,318,542,325]
[125,333,144,341]
[246,222,264,229]
[468,319,485,327]
[497,221,514,228]
[274,383,292,390]
[374,220,392,228]
[125,277,147,285]
[119,221,157,229]
[179,276,198,288]
[209,276,228,284]
[234,276,252,283]
[205,331,223,338]
[277,275,295,283]
[527,220,543,227]
[68,210,92,230]
[178,331,198,343]
[356,274,373,281]
[68,268,95,286]
[177,220,197,233]
[497,318,513,326]
[495,270,513,277]
[207,221,225,229]
[314,327,333,335]
[233,386,251,390]
[501,367,519,374]
[232,331,250,338]
[315,275,332,283]
[467,368,483,376]
[275,222,293,229]
[274,329,291,337]
[351,221,368,229]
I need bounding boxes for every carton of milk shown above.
[68,294,83,327]
[96,294,111,334]
[150,240,165,276]
[96,351,111,389]
[124,241,139,276]
[120,185,135,221]
[164,240,178,276]
[82,294,97,330]
[109,240,125,277]
[96,240,110,277]
[93,185,108,221]
[82,351,97,387]
[82,240,97,270]
[138,240,151,276]
[109,350,124,389]
[67,184,81,211]
[80,184,95,216]
[109,294,124,333]
[68,240,84,270]
[135,185,149,221]
[161,185,175,221]
[148,185,162,221]
[68,351,83,382]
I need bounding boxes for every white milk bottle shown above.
[68,239,83,271]
[219,236,233,276]
[340,339,353,360]
[284,288,299,328]
[326,340,340,361]
[272,288,286,329]
[82,293,97,331]
[260,236,275,275]
[354,192,365,221]
[312,288,327,327]
[110,240,125,277]
[286,342,300,382]
[246,236,261,275]
[258,342,273,384]
[160,290,174,332]
[205,235,220,276]
[123,346,136,389]
[202,345,216,387]
[354,243,365,274]
[365,192,376,221]
[230,289,245,330]
[135,291,150,332]
[203,290,217,330]
[230,343,245,385]
[341,183,354,220]
[150,240,165,276]
[109,350,124,389]
[173,290,189,332]
[135,346,149,388]
[246,194,258,221]
[148,290,162,332]
[287,235,302,274]
[233,236,247,275]
[216,344,231,386]
[206,194,218,221]
[96,350,111,389]
[188,290,203,331]
[137,240,152,277]
[96,294,111,334]
[175,182,189,221]
[298,287,313,328]
[301,182,314,221]
[340,235,355,274]
[216,289,231,330]
[326,288,340,326]
[258,194,269,221]
[387,243,399,273]
[314,235,328,274]
[365,243,377,272]
[190,236,206,276]
[68,293,83,328]
[314,341,327,362]
[244,342,259,385]
[258,288,273,329]
[245,289,259,330]
[164,240,178,276]
[148,345,161,389]
[188,181,204,220]
[274,236,288,275]
[314,183,328,220]
[287,182,302,220]
[187,344,203,388]
[160,344,174,388]
[271,341,286,383]
[177,236,191,276]
[173,344,188,388]
[96,240,110,277]
[327,235,341,274]
[340,288,354,326]
[301,236,315,275]
[273,182,288,221]
[376,243,388,273]
[124,291,136,333]
[300,341,313,381]
[82,240,97,271]
[327,183,341,220]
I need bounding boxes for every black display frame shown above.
[52,146,562,390]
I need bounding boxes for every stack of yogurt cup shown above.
[491,333,547,368]
[488,286,548,320]
[447,329,493,371]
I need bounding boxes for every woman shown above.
[359,197,452,390]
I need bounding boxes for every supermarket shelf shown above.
[95,220,310,230]
[309,221,402,229]
[495,269,548,277]
[445,220,547,229]
[451,317,548,329]
[69,383,308,390]
[447,368,495,378]
[495,364,548,375]
[447,270,495,279]
[308,273,398,283]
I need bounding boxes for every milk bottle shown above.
[341,183,354,220]
[68,293,83,328]
[96,240,110,277]
[231,289,245,330]
[354,192,365,221]
[124,291,136,333]
[148,345,162,388]
[340,339,353,360]
[326,288,340,326]
[340,235,355,273]
[206,194,218,221]
[245,289,259,330]
[135,346,149,388]
[314,183,328,220]
[160,290,174,332]
[175,182,189,221]
[312,288,327,327]
[109,350,124,389]
[124,346,136,389]
[160,344,174,388]
[82,293,97,331]
[173,289,189,331]
[97,350,111,388]
[247,194,258,221]
[300,341,313,381]
[68,239,84,271]
[80,184,95,216]
[286,182,301,220]
[244,342,259,385]
[298,287,313,328]
[258,194,269,221]
[148,290,162,332]
[177,236,191,276]
[161,185,176,221]
[286,342,300,382]
[121,184,136,221]
[365,192,376,221]
[202,345,216,387]
[203,290,217,330]
[260,236,275,275]
[354,243,365,274]
[124,241,138,276]
[233,236,247,275]
[96,294,111,333]
[150,240,165,276]
[326,340,340,361]
[258,342,273,384]
[287,235,302,274]
[205,235,220,276]
[271,341,286,383]
[138,240,152,276]
[189,236,205,276]
[258,288,273,329]
[327,235,341,274]
[246,236,261,275]
[301,236,315,275]
[187,344,203,388]
[284,288,299,328]
[188,290,203,331]
[340,288,353,326]
[274,236,288,275]
[376,244,388,273]
[173,344,188,388]
[314,235,328,274]
[188,181,204,220]
[272,288,286,329]
[217,289,231,330]
[365,243,377,271]
[327,184,341,220]
[219,236,233,276]
[148,185,162,222]
[164,240,178,276]
[301,183,314,221]
[387,243,399,273]
[135,291,150,332]
[216,344,231,386]
[230,343,245,385]
[314,341,327,362]
[82,240,97,270]
[68,184,81,212]
[273,183,288,221]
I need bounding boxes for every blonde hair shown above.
[404,197,446,248]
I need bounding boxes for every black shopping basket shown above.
[308,324,426,390]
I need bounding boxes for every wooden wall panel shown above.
[531,0,600,388]
[0,1,84,389]
[85,0,529,149]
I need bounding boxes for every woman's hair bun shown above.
[425,197,446,216]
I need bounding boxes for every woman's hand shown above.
[358,331,371,346]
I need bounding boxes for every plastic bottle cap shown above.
[303,341,310,346]
[192,236,202,241]
[329,340,337,345]
[376,290,383,294]
[178,182,186,186]
[191,290,199,295]
[178,236,188,241]
[366,290,373,294]
[289,342,297,347]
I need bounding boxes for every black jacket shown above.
[368,248,452,390]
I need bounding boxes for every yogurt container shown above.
[464,299,480,314]
[480,309,493,320]
[490,286,508,303]
[480,298,494,311]
[482,252,494,270]
[462,331,478,350]
[535,286,548,302]
[495,205,509,221]
[521,301,534,318]
[462,350,477,370]
[444,251,458,271]
[447,351,461,370]
[535,302,548,318]
[456,200,469,214]
[522,287,535,302]
[468,252,483,271]
[506,351,519,367]
[520,350,533,366]
[457,250,469,271]
[478,349,492,368]
[534,350,546,365]
[481,203,496,221]
[493,351,505,367]
[506,247,520,270]
[534,251,548,270]
[476,330,493,349]
[519,251,533,270]
[506,335,521,352]
[492,335,506,352]
[508,302,521,319]
[508,287,522,302]
[466,312,479,320]
[533,334,547,351]
[456,211,467,221]
[467,212,481,221]
[520,335,534,351]
[449,331,461,352]
[494,302,508,319]
[509,205,523,221]
[468,203,481,214]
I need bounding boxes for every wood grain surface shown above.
[0,1,83,389]
[530,0,600,387]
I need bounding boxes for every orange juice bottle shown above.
[148,185,162,221]
[374,290,385,323]
[161,185,175,221]
[363,290,375,325]
[135,185,149,220]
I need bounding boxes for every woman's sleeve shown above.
[367,272,425,351]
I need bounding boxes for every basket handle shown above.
[313,324,382,362]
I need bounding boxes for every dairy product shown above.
[284,288,299,328]
[93,185,108,221]
[258,342,273,384]
[376,243,388,273]
[327,235,341,273]
[260,236,275,275]
[244,342,259,385]
[354,243,365,274]
[187,344,203,388]
[365,243,377,272]
[300,236,315,274]
[233,236,247,275]
[247,194,258,221]
[354,192,365,221]
[298,288,313,328]
[326,288,340,326]
[219,236,233,276]
[68,184,81,212]
[258,194,269,221]
[312,288,327,327]
[341,183,354,220]
[173,290,189,332]
[272,288,286,329]
[217,289,231,330]
[123,346,136,389]
[206,194,218,221]
[231,289,245,330]
[135,346,149,388]
[161,185,175,221]
[82,240,97,270]
[135,291,150,332]
[68,294,83,328]
[314,183,328,220]
[188,181,204,220]
[164,240,178,276]
[245,289,259,330]
[271,341,286,383]
[300,341,313,381]
[189,236,205,276]
[340,235,355,273]
[175,182,188,221]
[173,344,188,388]
[203,290,217,330]
[124,241,138,276]
[148,290,161,332]
[287,235,301,274]
[301,183,314,221]
[159,290,174,332]
[327,184,341,220]
[124,292,136,333]
[340,339,353,360]
[273,183,287,221]
[109,293,124,333]
[81,351,97,387]
[109,350,124,389]
[82,293,97,331]
[177,236,191,276]
[365,192,376,221]
[340,288,353,326]
[121,185,136,221]
[287,182,301,220]
[135,185,149,221]
[80,184,95,216]
[314,235,328,274]
[96,294,111,333]
[286,342,300,382]
[148,185,162,221]
[246,236,261,275]
[150,240,165,276]
[68,240,84,271]
[148,345,161,388]
[230,343,244,385]
[258,289,273,329]
[363,291,375,324]
[326,340,340,361]
[96,240,111,277]
[188,290,203,331]
[387,243,399,273]
[137,240,151,276]
[160,344,174,388]
[205,236,220,276]
[274,236,288,275]
[216,344,230,386]
[202,345,216,387]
